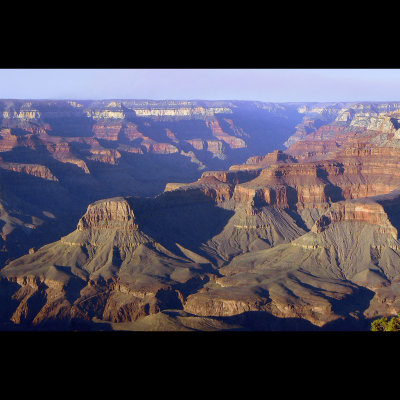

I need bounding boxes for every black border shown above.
[1,21,399,369]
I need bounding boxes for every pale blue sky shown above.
[0,69,399,102]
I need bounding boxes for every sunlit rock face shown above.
[311,200,398,239]
[77,198,137,231]
[0,162,58,181]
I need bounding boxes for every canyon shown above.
[1,99,400,330]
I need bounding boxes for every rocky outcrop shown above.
[92,122,122,141]
[311,198,398,240]
[165,128,179,143]
[44,140,91,173]
[0,129,19,152]
[117,144,144,154]
[206,118,246,149]
[205,140,226,157]
[200,169,261,185]
[233,184,299,208]
[122,123,146,141]
[88,148,121,165]
[132,106,232,118]
[142,141,179,155]
[242,150,296,167]
[185,139,229,157]
[77,198,137,231]
[350,114,400,133]
[186,139,206,150]
[2,109,41,120]
[85,109,125,120]
[0,162,58,181]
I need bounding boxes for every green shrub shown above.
[371,314,400,331]
[387,315,400,331]
[371,317,389,331]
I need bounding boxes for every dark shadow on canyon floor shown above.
[0,311,379,332]
[131,191,235,253]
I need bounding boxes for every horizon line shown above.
[1,98,400,103]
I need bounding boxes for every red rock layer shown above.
[165,128,179,143]
[123,123,146,141]
[0,129,19,152]
[186,139,205,150]
[77,198,137,231]
[223,118,248,138]
[286,124,368,157]
[116,144,144,154]
[230,150,297,170]
[141,140,179,154]
[165,169,262,203]
[312,199,398,239]
[88,149,121,165]
[185,139,228,156]
[205,140,225,155]
[233,184,298,208]
[45,141,72,159]
[92,122,122,141]
[174,148,400,215]
[200,169,261,185]
[44,139,90,173]
[0,162,58,181]
[206,118,246,149]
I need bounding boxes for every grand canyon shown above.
[1,98,400,331]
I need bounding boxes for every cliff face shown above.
[242,150,297,167]
[311,198,399,240]
[283,103,400,160]
[0,162,58,181]
[77,198,137,231]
